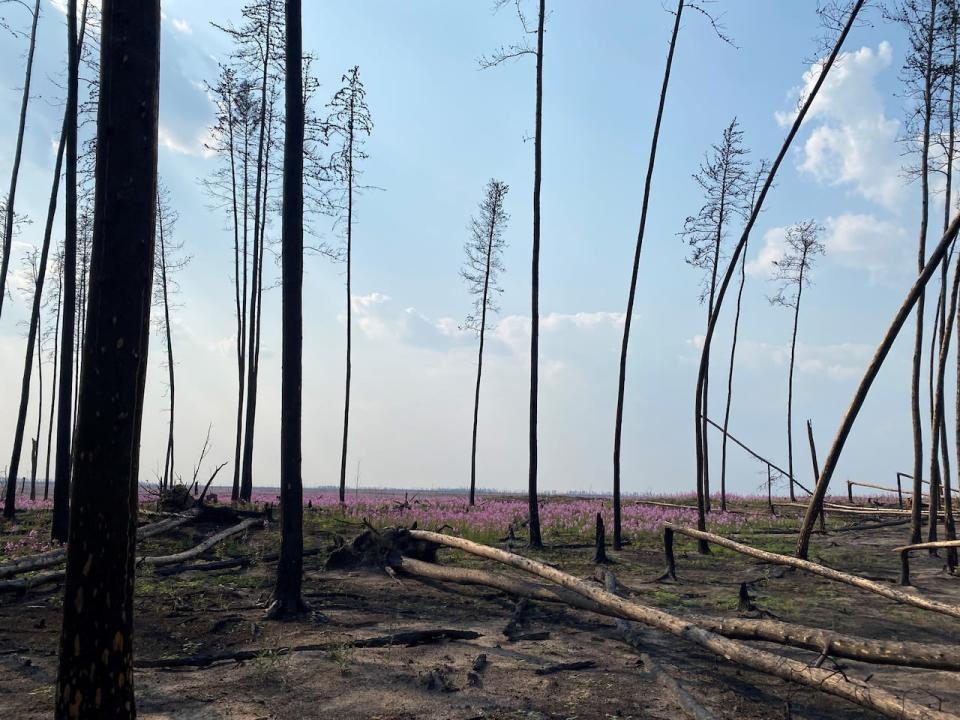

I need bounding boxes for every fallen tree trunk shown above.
[153,546,325,576]
[137,517,260,568]
[601,569,716,720]
[398,555,960,672]
[409,530,958,720]
[894,539,960,586]
[134,628,483,668]
[664,524,960,620]
[0,509,201,579]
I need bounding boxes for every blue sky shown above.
[0,1,944,497]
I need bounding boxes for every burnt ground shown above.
[2,506,960,719]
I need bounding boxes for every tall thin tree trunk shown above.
[240,2,275,502]
[158,199,175,491]
[720,249,748,513]
[797,212,960,558]
[701,192,727,514]
[51,0,86,542]
[0,0,40,320]
[339,94,355,505]
[469,206,498,508]
[225,80,242,502]
[44,265,62,500]
[31,310,42,501]
[786,262,807,501]
[911,0,938,545]
[270,0,306,618]
[55,2,160,711]
[945,5,959,569]
[233,118,250,501]
[696,0,865,555]
[3,105,68,519]
[612,0,684,549]
[527,0,545,550]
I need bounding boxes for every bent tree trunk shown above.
[269,0,306,618]
[797,211,960,559]
[694,0,864,553]
[0,0,40,320]
[612,0,683,548]
[54,0,160,715]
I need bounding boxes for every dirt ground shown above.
[2,506,960,719]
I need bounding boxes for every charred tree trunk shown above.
[0,0,40,319]
[30,317,42,501]
[44,265,62,500]
[797,212,960,558]
[54,0,160,714]
[339,91,355,506]
[469,208,496,508]
[269,0,306,618]
[695,0,864,555]
[158,198,175,491]
[785,259,807,505]
[240,2,275,503]
[3,105,68,519]
[720,248,748,512]
[911,0,938,545]
[527,0,545,550]
[51,0,84,542]
[612,0,683,547]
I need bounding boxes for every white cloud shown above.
[779,42,903,209]
[745,226,789,279]
[691,336,873,380]
[822,213,910,283]
[158,125,214,159]
[171,18,192,35]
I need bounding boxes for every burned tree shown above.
[268,0,307,619]
[719,159,768,512]
[480,0,546,548]
[154,182,190,492]
[43,255,62,500]
[462,179,509,506]
[0,0,39,319]
[768,220,824,505]
[327,65,373,506]
[888,0,948,543]
[55,0,160,714]
[681,118,750,510]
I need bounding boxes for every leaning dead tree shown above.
[480,0,546,548]
[682,117,750,512]
[612,0,683,550]
[0,0,39,320]
[462,180,509,506]
[768,220,824,509]
[797,211,960,558]
[693,0,866,552]
[889,0,949,543]
[327,65,373,506]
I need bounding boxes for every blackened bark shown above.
[3,107,68,519]
[527,0,545,550]
[45,265,62,500]
[786,258,807,505]
[51,0,84,542]
[0,0,40,319]
[54,0,160,715]
[339,89,355,505]
[612,0,683,548]
[269,0,306,618]
[697,0,865,556]
[158,199,175,491]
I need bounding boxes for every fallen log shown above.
[894,539,960,586]
[134,628,483,668]
[137,517,261,568]
[400,556,960,672]
[0,509,201,579]
[664,524,960,620]
[153,546,325,576]
[410,530,958,720]
[534,660,596,675]
[602,570,716,720]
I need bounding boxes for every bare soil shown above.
[2,507,959,719]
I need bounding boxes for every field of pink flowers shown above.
[1,487,828,558]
